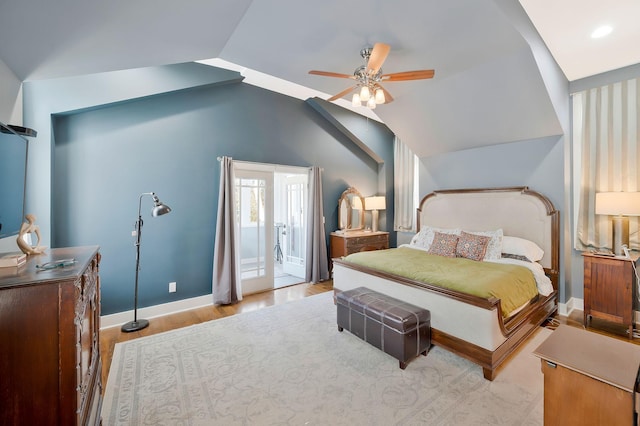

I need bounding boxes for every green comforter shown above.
[343,246,539,317]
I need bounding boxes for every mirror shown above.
[0,122,28,239]
[338,187,365,231]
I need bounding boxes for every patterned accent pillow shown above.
[427,232,459,257]
[456,231,490,261]
[464,228,503,261]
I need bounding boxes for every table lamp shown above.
[365,196,386,232]
[595,191,640,255]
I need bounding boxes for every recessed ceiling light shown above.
[591,25,613,39]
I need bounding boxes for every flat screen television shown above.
[0,121,28,239]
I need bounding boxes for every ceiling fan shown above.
[309,42,435,109]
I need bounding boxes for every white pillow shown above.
[464,229,503,261]
[502,235,544,262]
[410,226,461,250]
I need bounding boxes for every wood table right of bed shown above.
[533,324,640,425]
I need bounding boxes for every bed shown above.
[332,187,559,380]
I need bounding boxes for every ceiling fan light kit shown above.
[309,42,435,109]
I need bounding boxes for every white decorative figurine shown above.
[17,214,47,255]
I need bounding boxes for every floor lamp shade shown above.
[121,192,172,333]
[365,196,386,232]
[595,192,640,255]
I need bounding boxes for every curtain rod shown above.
[216,156,322,171]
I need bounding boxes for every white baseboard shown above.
[100,293,214,330]
[558,297,584,317]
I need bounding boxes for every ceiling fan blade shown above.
[381,69,435,81]
[367,43,391,74]
[327,86,358,102]
[309,70,355,79]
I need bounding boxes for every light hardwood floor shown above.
[100,281,639,392]
[100,281,334,390]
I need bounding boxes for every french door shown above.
[281,174,307,278]
[234,162,308,295]
[235,169,274,295]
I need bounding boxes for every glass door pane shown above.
[235,170,273,294]
[282,174,307,278]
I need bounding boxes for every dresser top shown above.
[0,245,100,289]
[331,230,388,238]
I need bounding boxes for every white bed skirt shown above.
[332,263,508,351]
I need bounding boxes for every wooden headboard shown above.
[417,187,559,289]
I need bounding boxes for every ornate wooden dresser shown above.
[330,230,389,258]
[0,246,102,425]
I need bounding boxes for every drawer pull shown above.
[546,361,557,368]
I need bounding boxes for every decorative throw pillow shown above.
[464,229,503,261]
[427,232,459,257]
[456,231,490,261]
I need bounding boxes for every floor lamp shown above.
[121,192,172,333]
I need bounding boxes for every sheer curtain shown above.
[305,166,329,283]
[574,78,640,250]
[393,137,419,232]
[212,156,242,304]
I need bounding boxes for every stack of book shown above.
[0,252,27,268]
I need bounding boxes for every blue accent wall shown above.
[45,66,394,315]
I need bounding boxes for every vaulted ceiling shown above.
[1,0,637,157]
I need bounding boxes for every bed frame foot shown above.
[482,367,496,381]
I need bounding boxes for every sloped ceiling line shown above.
[306,97,383,166]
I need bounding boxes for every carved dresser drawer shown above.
[330,231,389,259]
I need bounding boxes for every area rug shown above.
[102,292,550,425]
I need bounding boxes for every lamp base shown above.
[612,215,630,256]
[371,210,379,232]
[121,319,149,333]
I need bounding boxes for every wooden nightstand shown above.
[583,252,638,338]
[534,324,640,425]
[330,230,389,259]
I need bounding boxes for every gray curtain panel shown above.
[305,166,330,283]
[212,156,242,304]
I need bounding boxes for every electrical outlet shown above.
[169,281,177,293]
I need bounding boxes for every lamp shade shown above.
[595,192,640,216]
[360,86,371,102]
[365,196,386,211]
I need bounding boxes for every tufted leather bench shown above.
[336,287,431,369]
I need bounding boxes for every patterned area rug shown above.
[102,292,550,425]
